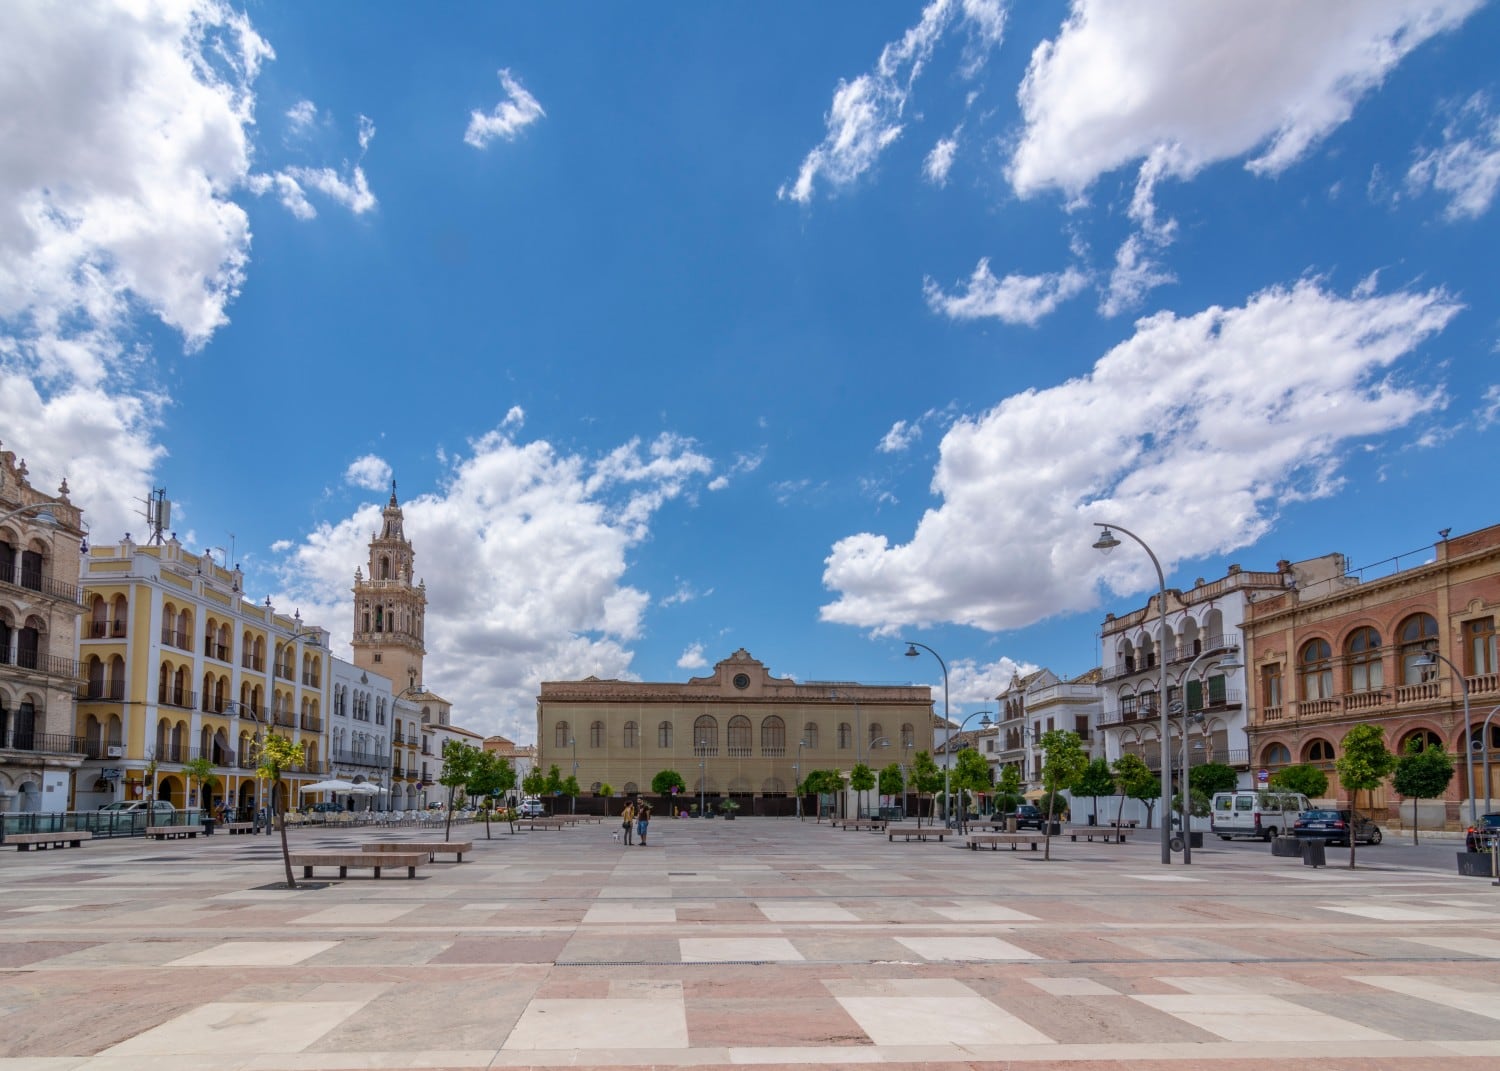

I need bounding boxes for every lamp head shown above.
[904,644,919,658]
[979,714,992,728]
[1092,526,1121,554]
[1416,651,1437,667]
[1216,651,1244,673]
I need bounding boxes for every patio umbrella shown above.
[299,779,357,793]
[349,783,388,794]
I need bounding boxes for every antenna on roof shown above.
[139,488,171,545]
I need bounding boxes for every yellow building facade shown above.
[536,649,934,810]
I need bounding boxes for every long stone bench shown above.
[1065,825,1132,843]
[887,824,945,842]
[146,825,199,840]
[7,831,93,851]
[515,817,571,830]
[362,840,473,862]
[836,819,887,831]
[224,823,257,835]
[966,833,1045,851]
[288,851,427,879]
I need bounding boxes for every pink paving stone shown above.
[430,936,571,963]
[685,996,872,1047]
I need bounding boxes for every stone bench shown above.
[362,840,473,862]
[288,851,427,879]
[967,833,1045,851]
[515,818,571,830]
[887,824,945,842]
[7,831,93,851]
[224,823,257,835]
[836,819,887,831]
[146,826,199,840]
[1066,826,1132,843]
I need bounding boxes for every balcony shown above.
[300,714,322,733]
[302,672,320,687]
[1,648,83,682]
[160,628,192,651]
[203,641,230,662]
[273,664,295,682]
[0,563,83,606]
[87,621,127,639]
[761,746,786,757]
[242,655,265,672]
[78,681,126,702]
[1,730,85,754]
[157,688,197,711]
[82,739,126,759]
[693,746,719,758]
[153,743,186,763]
[331,749,387,767]
[271,711,295,729]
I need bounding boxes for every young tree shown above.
[1190,762,1238,798]
[256,732,303,888]
[1392,738,1455,845]
[1270,763,1329,800]
[439,739,484,841]
[1073,758,1116,827]
[1038,729,1087,859]
[521,766,546,799]
[561,775,581,813]
[951,748,992,831]
[465,752,516,840]
[1335,724,1395,869]
[183,756,219,819]
[878,762,905,817]
[598,782,613,799]
[543,764,564,797]
[909,750,943,827]
[803,769,844,822]
[651,769,686,801]
[994,764,1024,816]
[1112,753,1156,829]
[849,762,876,820]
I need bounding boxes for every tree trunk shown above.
[444,788,455,842]
[1043,791,1055,861]
[277,796,296,889]
[1411,797,1419,845]
[1114,791,1126,829]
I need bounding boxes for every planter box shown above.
[1270,836,1302,857]
[1456,851,1495,878]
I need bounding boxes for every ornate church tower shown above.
[351,481,426,691]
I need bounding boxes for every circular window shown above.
[732,673,750,690]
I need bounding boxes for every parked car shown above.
[1292,808,1383,846]
[98,800,175,816]
[1005,805,1046,830]
[517,797,546,817]
[1211,790,1311,841]
[1465,813,1500,852]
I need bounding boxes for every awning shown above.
[1023,789,1047,800]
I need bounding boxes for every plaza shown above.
[0,819,1497,1069]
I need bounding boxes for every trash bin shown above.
[201,818,216,836]
[1302,839,1326,868]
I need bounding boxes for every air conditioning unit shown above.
[106,745,125,758]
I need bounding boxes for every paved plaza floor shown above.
[1,817,1497,1070]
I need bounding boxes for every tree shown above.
[1335,724,1395,869]
[598,782,613,799]
[878,762,905,811]
[951,748,992,831]
[439,739,485,841]
[1190,762,1238,798]
[651,769,686,798]
[183,756,219,817]
[1270,763,1329,799]
[543,764,563,797]
[1392,738,1455,845]
[994,764,1024,815]
[561,775,581,812]
[465,751,516,840]
[801,769,843,821]
[909,750,943,827]
[521,767,546,799]
[1112,753,1156,829]
[850,762,876,819]
[1073,758,1116,826]
[1038,729,1087,859]
[256,732,303,889]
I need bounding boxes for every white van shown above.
[517,797,546,817]
[1210,790,1310,841]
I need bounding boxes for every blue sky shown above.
[3,1,1498,743]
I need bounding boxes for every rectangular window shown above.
[1467,617,1497,676]
[1262,665,1282,708]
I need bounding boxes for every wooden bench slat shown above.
[362,841,472,862]
[288,852,427,879]
[7,831,92,850]
[966,833,1045,851]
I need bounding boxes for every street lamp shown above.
[795,737,808,821]
[0,501,58,529]
[569,736,578,815]
[1418,650,1475,823]
[698,738,707,818]
[950,711,993,832]
[1170,647,1241,864]
[1479,705,1500,818]
[903,641,951,826]
[1093,522,1174,865]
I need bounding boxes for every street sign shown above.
[1257,769,1269,783]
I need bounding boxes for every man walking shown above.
[621,800,635,845]
[636,802,651,847]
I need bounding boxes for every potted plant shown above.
[719,799,739,820]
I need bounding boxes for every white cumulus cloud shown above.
[924,135,959,186]
[464,69,545,149]
[1407,92,1500,220]
[924,258,1089,325]
[677,643,708,670]
[822,280,1460,634]
[879,420,922,454]
[344,454,392,492]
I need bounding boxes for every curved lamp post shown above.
[569,735,578,814]
[1480,704,1499,818]
[1093,522,1173,864]
[903,641,951,825]
[1418,650,1474,823]
[1170,647,1242,864]
[698,738,707,818]
[795,737,808,821]
[950,711,993,832]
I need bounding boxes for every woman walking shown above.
[620,800,635,845]
[636,802,651,846]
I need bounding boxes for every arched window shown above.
[1300,639,1333,700]
[657,720,673,748]
[1262,742,1292,766]
[803,722,819,749]
[1346,627,1383,692]
[727,715,752,756]
[554,721,570,749]
[838,722,851,749]
[693,715,718,753]
[1306,738,1335,763]
[760,715,785,754]
[1400,729,1444,752]
[590,720,604,748]
[623,720,638,748]
[868,722,883,747]
[1398,613,1439,684]
[901,722,915,749]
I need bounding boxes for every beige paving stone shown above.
[101,1000,365,1055]
[836,994,1054,1046]
[1026,976,1120,995]
[504,998,689,1049]
[1132,993,1397,1042]
[291,904,417,925]
[679,937,804,962]
[165,940,339,966]
[755,901,857,922]
[894,936,1039,961]
[929,903,1039,922]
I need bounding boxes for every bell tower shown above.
[351,479,426,691]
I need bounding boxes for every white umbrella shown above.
[299,779,357,793]
[349,783,388,794]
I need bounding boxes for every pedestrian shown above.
[620,800,635,845]
[636,802,651,846]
